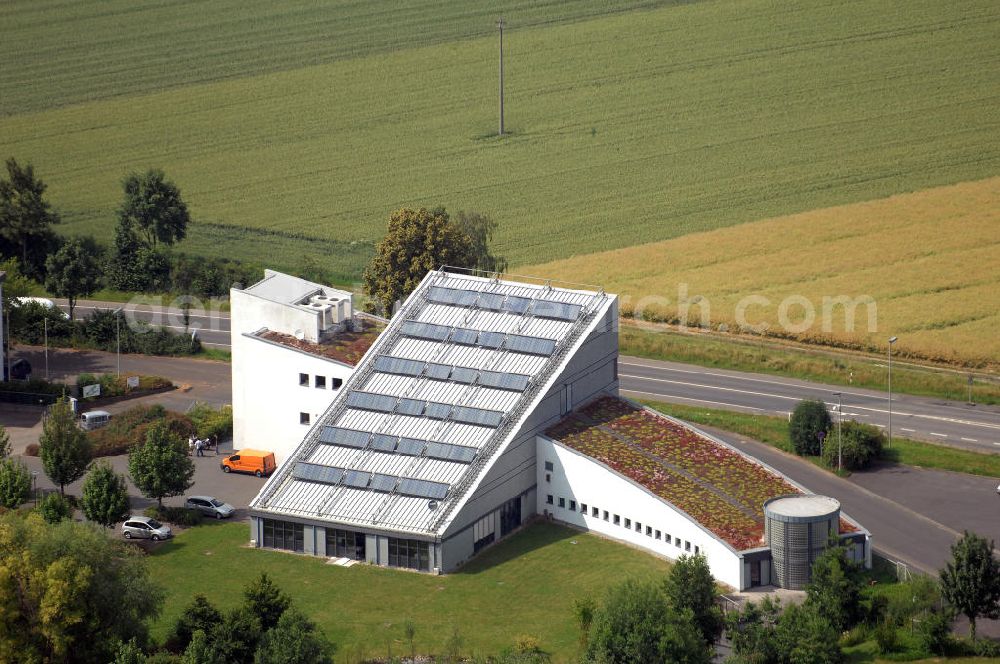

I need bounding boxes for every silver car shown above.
[184,495,235,519]
[122,516,172,541]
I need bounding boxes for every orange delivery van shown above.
[220,449,276,478]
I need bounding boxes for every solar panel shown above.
[478,370,530,391]
[503,296,532,314]
[531,299,582,321]
[427,286,478,307]
[478,292,505,311]
[395,398,425,417]
[374,356,424,376]
[293,462,344,485]
[369,473,398,493]
[423,402,453,420]
[398,478,449,500]
[450,367,479,384]
[450,327,479,346]
[424,363,452,380]
[451,405,503,427]
[396,438,426,455]
[346,391,398,413]
[424,441,477,463]
[477,331,505,349]
[342,469,371,488]
[370,434,398,452]
[401,321,450,341]
[506,334,556,356]
[318,426,370,448]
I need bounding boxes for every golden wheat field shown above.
[522,178,1000,367]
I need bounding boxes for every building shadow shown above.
[455,520,577,576]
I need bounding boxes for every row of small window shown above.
[260,518,429,571]
[299,373,344,390]
[546,494,699,555]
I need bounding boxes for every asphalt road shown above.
[56,298,1000,451]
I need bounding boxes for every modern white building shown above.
[230,270,384,465]
[247,269,869,588]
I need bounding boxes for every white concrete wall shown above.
[231,288,326,343]
[537,435,743,589]
[231,332,353,467]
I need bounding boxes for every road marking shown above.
[930,433,947,438]
[961,437,978,442]
[619,372,1000,432]
[620,389,768,413]
[900,428,915,432]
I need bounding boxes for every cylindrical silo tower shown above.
[764,495,840,590]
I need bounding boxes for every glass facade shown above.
[262,519,304,553]
[388,537,430,571]
[326,528,366,560]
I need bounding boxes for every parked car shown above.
[220,449,276,478]
[79,410,112,431]
[185,495,235,519]
[9,358,31,381]
[13,296,70,319]
[121,516,172,541]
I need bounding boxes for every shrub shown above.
[24,443,39,456]
[38,492,73,523]
[822,420,884,470]
[88,404,194,457]
[77,373,173,401]
[917,609,952,656]
[874,621,899,654]
[0,377,66,396]
[187,403,233,442]
[789,399,832,456]
[143,505,201,527]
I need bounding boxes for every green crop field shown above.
[2,0,998,282]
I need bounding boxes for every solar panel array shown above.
[426,286,582,321]
[399,321,556,356]
[374,355,530,392]
[293,462,450,500]
[346,390,504,427]
[318,426,479,464]
[319,426,369,448]
[293,462,344,485]
[398,477,449,500]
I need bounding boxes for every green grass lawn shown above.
[146,521,670,661]
[1,0,998,279]
[643,400,1000,478]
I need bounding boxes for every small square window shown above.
[569,500,576,511]
[581,503,588,513]
[558,497,566,508]
[546,494,553,505]
[299,412,310,425]
[695,545,700,555]
[655,530,661,540]
[624,518,631,529]
[332,377,343,389]
[299,373,309,386]
[544,461,554,471]
[592,507,599,517]
[315,375,326,388]
[635,521,642,533]
[666,534,672,544]
[646,526,652,536]
[613,514,620,526]
[603,510,609,521]
[685,541,691,552]
[545,473,551,483]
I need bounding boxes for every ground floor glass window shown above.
[262,519,304,553]
[388,537,430,571]
[327,528,366,560]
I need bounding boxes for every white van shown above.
[79,410,111,431]
[13,297,70,319]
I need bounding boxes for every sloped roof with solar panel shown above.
[250,269,612,536]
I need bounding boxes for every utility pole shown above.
[44,317,49,380]
[887,336,897,448]
[498,16,505,136]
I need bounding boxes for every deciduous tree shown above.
[940,530,1000,641]
[244,572,291,632]
[805,540,865,631]
[0,157,61,279]
[0,423,11,458]
[0,511,163,663]
[40,397,92,494]
[0,457,30,508]
[44,236,102,319]
[455,210,507,274]
[118,169,190,249]
[789,399,832,456]
[254,608,335,664]
[128,420,194,508]
[81,459,131,528]
[363,207,476,315]
[38,491,73,523]
[663,553,723,646]
[586,579,668,663]
[168,594,223,653]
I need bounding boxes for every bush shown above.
[38,492,73,523]
[917,609,952,656]
[88,404,194,457]
[24,443,39,457]
[143,505,201,527]
[789,399,832,456]
[822,420,884,470]
[874,621,899,654]
[8,301,76,345]
[76,372,173,400]
[187,403,233,442]
[0,377,66,396]
[839,623,870,648]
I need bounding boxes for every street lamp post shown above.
[31,471,37,506]
[114,307,123,377]
[832,392,843,471]
[888,336,898,448]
